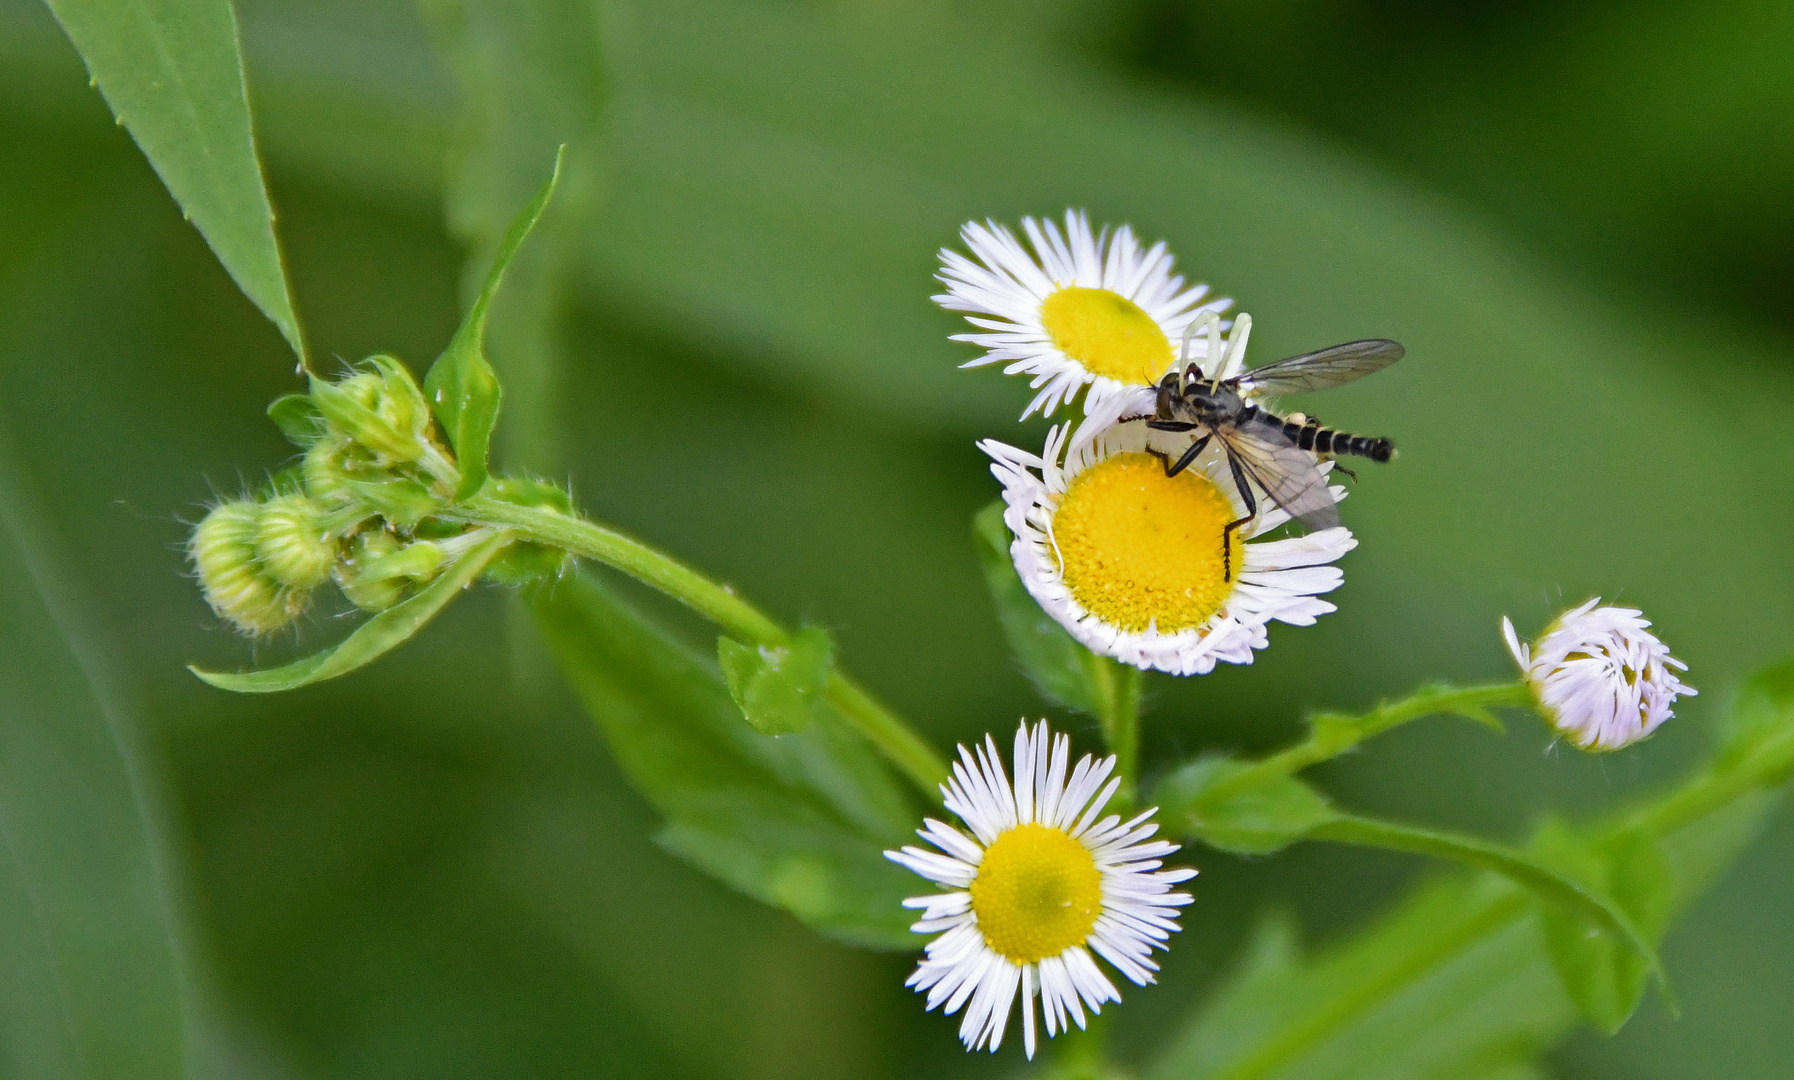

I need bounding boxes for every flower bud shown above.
[367,355,431,443]
[335,528,409,612]
[311,363,427,465]
[301,436,355,506]
[1502,599,1696,751]
[191,500,307,634]
[253,494,337,590]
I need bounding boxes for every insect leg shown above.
[1147,419,1201,432]
[1220,445,1259,582]
[1162,433,1212,478]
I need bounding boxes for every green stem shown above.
[1209,682,1527,805]
[1308,812,1662,983]
[452,497,950,792]
[1088,654,1142,808]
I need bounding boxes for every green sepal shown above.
[1532,820,1674,1033]
[1153,756,1341,854]
[718,627,833,736]
[267,394,326,447]
[426,148,564,501]
[189,530,511,692]
[972,500,1102,714]
[532,573,918,949]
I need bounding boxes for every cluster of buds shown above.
[189,355,547,636]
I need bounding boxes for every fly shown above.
[1123,314,1404,581]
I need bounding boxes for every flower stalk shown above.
[446,494,950,791]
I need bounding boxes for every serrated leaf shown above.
[266,393,324,447]
[0,450,186,1078]
[1533,820,1675,1034]
[424,149,563,500]
[533,572,918,949]
[719,626,832,736]
[973,499,1102,714]
[189,529,511,692]
[42,0,306,365]
[1153,756,1341,854]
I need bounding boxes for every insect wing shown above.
[1236,339,1404,397]
[1222,416,1340,530]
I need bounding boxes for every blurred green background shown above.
[2,0,1791,1077]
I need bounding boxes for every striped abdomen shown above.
[1277,412,1396,463]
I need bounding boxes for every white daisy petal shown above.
[1503,600,1695,750]
[938,210,1232,422]
[984,416,1354,676]
[885,721,1196,1060]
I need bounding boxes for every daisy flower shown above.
[1502,599,1696,751]
[980,420,1356,676]
[935,210,1231,421]
[886,720,1195,1059]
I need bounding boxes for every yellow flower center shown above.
[1052,452,1235,633]
[971,823,1103,964]
[1040,286,1174,385]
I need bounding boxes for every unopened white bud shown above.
[1502,599,1695,751]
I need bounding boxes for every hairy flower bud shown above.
[253,494,337,590]
[311,359,433,466]
[191,500,308,634]
[335,528,409,613]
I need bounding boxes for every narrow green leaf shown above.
[533,572,918,949]
[1310,813,1666,995]
[1533,821,1675,1034]
[42,0,306,364]
[189,529,511,692]
[420,0,606,476]
[424,149,563,500]
[1153,756,1341,855]
[973,500,1101,714]
[719,626,832,736]
[266,393,324,447]
[0,441,186,1078]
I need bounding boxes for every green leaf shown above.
[1715,655,1794,784]
[41,0,306,365]
[533,572,919,949]
[420,0,606,476]
[189,528,511,691]
[719,626,832,736]
[424,149,563,500]
[1146,666,1794,1080]
[0,443,186,1077]
[1153,756,1341,855]
[1533,820,1675,1034]
[1309,814,1665,995]
[266,393,324,447]
[1148,876,1570,1080]
[973,500,1102,714]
